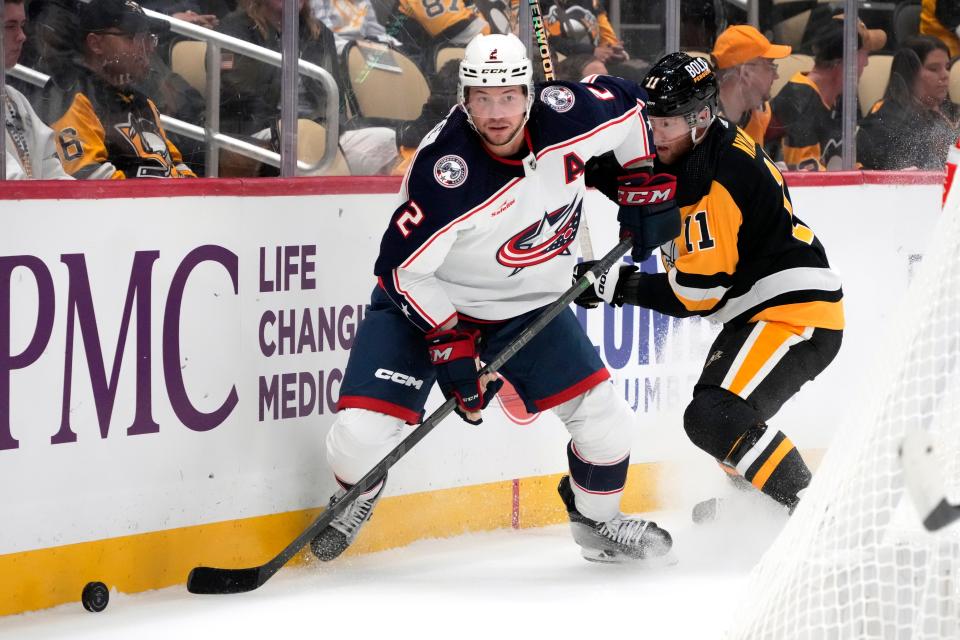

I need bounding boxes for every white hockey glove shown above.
[572,262,638,309]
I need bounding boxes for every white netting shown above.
[725,184,960,639]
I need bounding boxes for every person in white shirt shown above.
[310,0,400,53]
[3,0,71,179]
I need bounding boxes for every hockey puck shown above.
[81,581,109,612]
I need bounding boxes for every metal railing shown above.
[8,65,326,175]
[143,9,340,177]
[5,9,340,178]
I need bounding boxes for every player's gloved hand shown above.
[572,260,638,309]
[616,172,681,261]
[425,327,503,425]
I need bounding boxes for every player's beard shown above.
[477,119,525,149]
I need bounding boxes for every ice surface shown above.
[0,495,788,640]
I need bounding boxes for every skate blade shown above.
[580,547,678,567]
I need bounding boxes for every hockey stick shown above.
[528,0,555,81]
[186,236,634,595]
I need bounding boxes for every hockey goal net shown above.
[725,165,960,640]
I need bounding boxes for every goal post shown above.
[725,152,960,640]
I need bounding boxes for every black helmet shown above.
[642,52,718,122]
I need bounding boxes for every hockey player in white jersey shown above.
[311,33,679,563]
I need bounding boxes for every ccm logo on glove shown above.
[617,174,677,206]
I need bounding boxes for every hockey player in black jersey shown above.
[579,52,844,516]
[309,33,680,565]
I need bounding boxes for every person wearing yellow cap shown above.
[770,16,886,170]
[920,0,960,59]
[711,24,791,147]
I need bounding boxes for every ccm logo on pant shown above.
[375,368,424,389]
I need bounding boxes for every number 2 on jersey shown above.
[396,201,425,238]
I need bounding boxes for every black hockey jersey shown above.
[630,118,844,330]
[375,76,654,332]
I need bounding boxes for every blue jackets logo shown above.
[433,155,468,188]
[496,196,582,273]
[540,86,575,113]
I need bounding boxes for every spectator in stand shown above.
[388,0,489,58]
[555,52,607,81]
[542,0,626,66]
[711,25,791,147]
[770,16,886,170]
[310,0,401,53]
[920,0,960,59]
[3,0,71,179]
[217,0,343,138]
[858,35,960,170]
[38,0,195,179]
[218,0,399,175]
[391,57,459,175]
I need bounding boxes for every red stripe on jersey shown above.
[620,154,656,168]
[536,107,640,159]
[533,368,611,411]
[399,177,524,269]
[570,441,630,466]
[570,475,624,495]
[337,396,422,425]
[479,128,533,166]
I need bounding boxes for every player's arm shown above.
[573,261,696,317]
[51,93,123,179]
[579,147,754,315]
[573,75,655,169]
[374,177,501,424]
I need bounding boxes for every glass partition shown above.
[2,0,953,180]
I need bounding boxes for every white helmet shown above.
[458,33,535,128]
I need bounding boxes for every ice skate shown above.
[310,477,386,562]
[557,475,673,564]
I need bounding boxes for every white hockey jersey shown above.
[375,76,653,331]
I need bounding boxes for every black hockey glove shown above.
[572,261,639,309]
[425,327,503,425]
[616,173,681,261]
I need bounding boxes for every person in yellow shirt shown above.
[711,24,791,147]
[542,0,627,65]
[40,0,195,179]
[389,0,489,52]
[770,17,885,170]
[920,0,960,58]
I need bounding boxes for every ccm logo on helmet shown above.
[375,368,424,389]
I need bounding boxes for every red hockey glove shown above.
[616,173,681,261]
[425,327,502,425]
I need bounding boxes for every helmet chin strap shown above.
[687,106,715,145]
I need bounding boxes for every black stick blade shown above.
[187,566,263,594]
